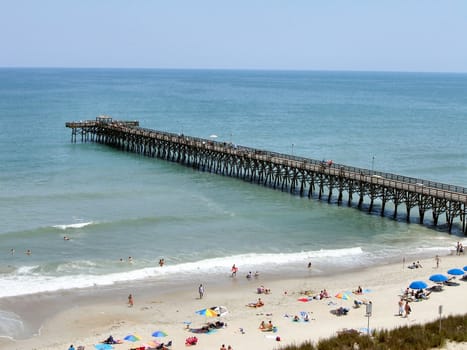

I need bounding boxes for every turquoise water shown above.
[0,69,466,306]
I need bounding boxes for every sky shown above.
[1,0,467,72]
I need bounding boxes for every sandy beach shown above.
[1,254,466,350]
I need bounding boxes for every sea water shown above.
[0,69,466,308]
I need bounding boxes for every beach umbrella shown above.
[464,266,467,271]
[409,280,428,289]
[429,274,449,283]
[447,268,465,276]
[152,330,167,337]
[210,305,228,317]
[124,334,141,342]
[335,291,352,300]
[195,308,218,317]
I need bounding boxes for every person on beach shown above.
[128,294,134,307]
[231,264,238,277]
[435,255,440,268]
[10,248,15,255]
[398,299,404,316]
[248,298,264,308]
[68,345,75,350]
[246,271,252,279]
[128,256,133,263]
[25,249,32,255]
[198,284,205,299]
[354,286,363,294]
[159,258,165,267]
[220,344,227,350]
[404,301,411,317]
[227,345,233,350]
[308,261,312,269]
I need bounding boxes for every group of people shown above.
[9,248,32,255]
[258,320,275,331]
[230,264,261,279]
[398,299,412,317]
[246,271,259,279]
[316,289,330,299]
[408,261,423,269]
[257,285,271,294]
[219,344,233,350]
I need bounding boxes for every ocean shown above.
[0,68,466,337]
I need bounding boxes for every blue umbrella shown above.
[152,330,167,337]
[463,266,467,272]
[447,268,465,276]
[429,274,449,283]
[409,280,428,289]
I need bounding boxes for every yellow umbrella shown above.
[196,308,218,317]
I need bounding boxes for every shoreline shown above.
[1,253,466,350]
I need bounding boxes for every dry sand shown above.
[1,254,466,350]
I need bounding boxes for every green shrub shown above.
[279,313,467,350]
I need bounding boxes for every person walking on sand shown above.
[435,255,440,268]
[398,299,404,316]
[128,294,134,307]
[404,301,411,318]
[220,344,227,350]
[198,284,205,299]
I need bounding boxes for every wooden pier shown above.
[66,116,467,234]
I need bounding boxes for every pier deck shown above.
[66,117,467,234]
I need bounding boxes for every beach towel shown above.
[94,344,113,350]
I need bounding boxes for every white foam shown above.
[0,247,365,298]
[0,310,24,339]
[53,221,94,230]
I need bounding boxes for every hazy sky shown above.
[1,0,466,72]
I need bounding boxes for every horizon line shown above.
[0,66,466,75]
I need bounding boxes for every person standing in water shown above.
[231,264,238,277]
